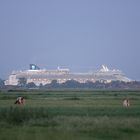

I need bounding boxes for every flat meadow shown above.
[0,89,140,140]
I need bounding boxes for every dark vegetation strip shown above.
[0,107,140,125]
[46,107,140,117]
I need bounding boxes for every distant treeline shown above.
[1,78,140,90]
[0,79,5,89]
[39,80,140,89]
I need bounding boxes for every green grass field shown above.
[0,90,140,140]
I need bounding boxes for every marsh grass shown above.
[0,90,140,140]
[0,106,140,125]
[0,116,140,140]
[0,107,49,125]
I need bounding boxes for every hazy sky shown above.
[0,0,140,80]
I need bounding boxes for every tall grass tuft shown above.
[0,107,49,125]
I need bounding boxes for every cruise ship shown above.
[5,64,131,86]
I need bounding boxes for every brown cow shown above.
[14,97,25,105]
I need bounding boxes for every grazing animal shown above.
[14,97,25,105]
[123,99,130,107]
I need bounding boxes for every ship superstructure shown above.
[5,64,131,86]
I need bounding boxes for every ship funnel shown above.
[30,64,40,70]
